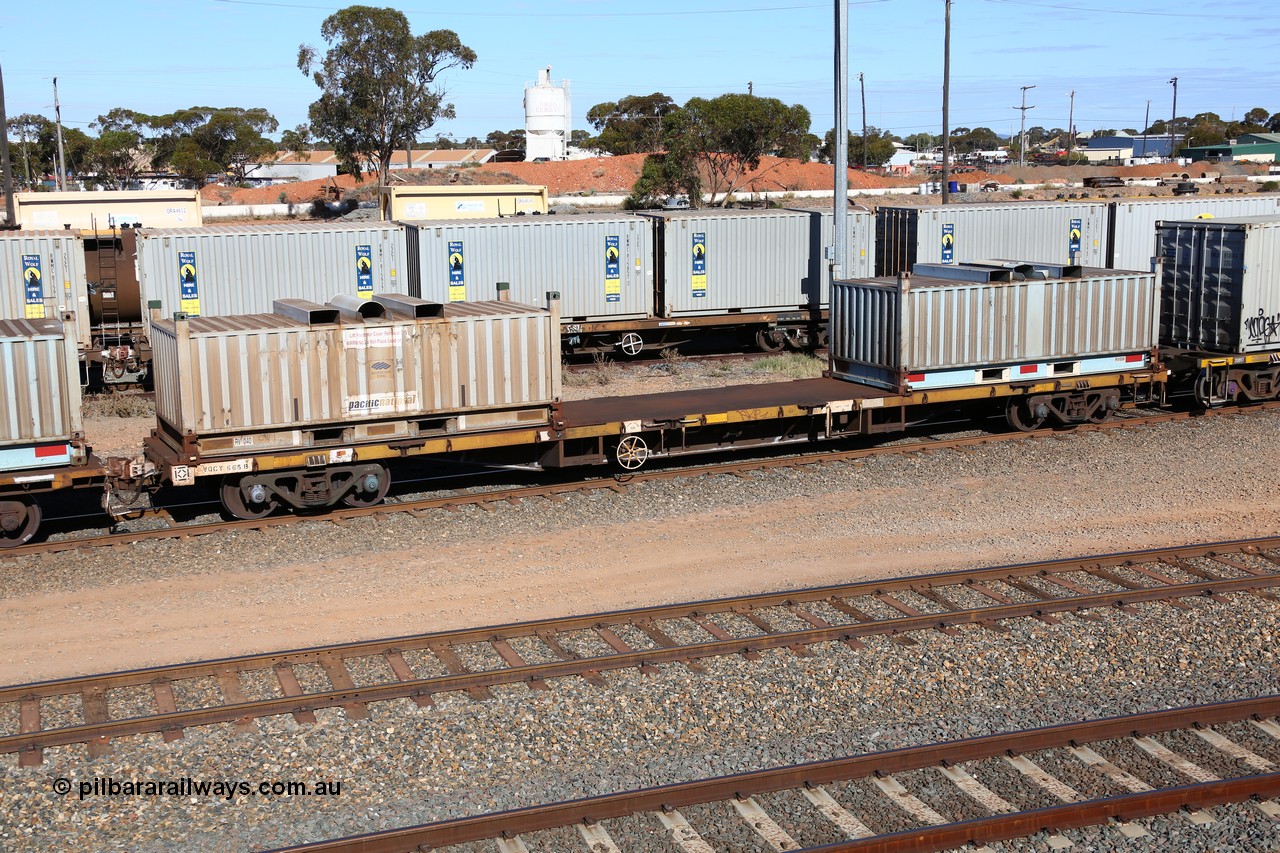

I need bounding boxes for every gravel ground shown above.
[3,382,1280,848]
[1,587,1278,849]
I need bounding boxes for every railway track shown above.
[263,695,1280,852]
[12,402,1278,558]
[4,536,1279,767]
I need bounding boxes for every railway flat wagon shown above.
[146,295,560,518]
[1107,196,1280,271]
[1156,214,1280,405]
[875,202,1109,277]
[0,314,95,545]
[135,222,412,331]
[402,213,654,329]
[0,232,91,351]
[830,262,1160,430]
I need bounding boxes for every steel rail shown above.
[3,539,1278,758]
[3,535,1275,702]
[262,695,1280,852]
[12,402,1270,558]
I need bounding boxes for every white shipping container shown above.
[151,301,558,440]
[1108,196,1280,271]
[136,222,411,330]
[0,316,83,452]
[642,209,812,316]
[876,202,1109,276]
[1157,214,1280,354]
[0,232,91,349]
[403,214,653,322]
[784,208,877,301]
[830,267,1159,391]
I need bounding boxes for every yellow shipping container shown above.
[14,190,203,233]
[380,184,548,221]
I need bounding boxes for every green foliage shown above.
[484,129,525,152]
[662,94,812,206]
[950,127,1001,154]
[585,93,676,155]
[626,152,701,209]
[298,5,476,186]
[1263,181,1280,192]
[819,127,897,167]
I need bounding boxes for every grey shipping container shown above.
[1107,196,1280,271]
[150,299,559,445]
[640,209,812,316]
[1157,214,1280,354]
[830,266,1159,392]
[0,316,84,460]
[402,214,653,322]
[136,222,411,329]
[784,207,877,303]
[875,202,1109,277]
[0,232,91,349]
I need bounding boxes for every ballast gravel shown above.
[2,410,1280,848]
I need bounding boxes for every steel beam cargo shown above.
[641,209,812,317]
[150,299,559,447]
[1107,196,1280,271]
[1157,215,1280,354]
[0,232,91,349]
[875,202,1109,277]
[403,214,653,322]
[135,222,412,329]
[830,264,1159,392]
[0,315,84,464]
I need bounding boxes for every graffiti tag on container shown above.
[1245,308,1280,343]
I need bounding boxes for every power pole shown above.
[748,81,753,96]
[832,0,848,283]
[1168,76,1178,161]
[0,62,14,228]
[53,77,68,191]
[1066,89,1075,161]
[1014,84,1036,168]
[1142,99,1150,158]
[858,72,867,169]
[941,0,952,205]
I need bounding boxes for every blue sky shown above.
[2,0,1277,144]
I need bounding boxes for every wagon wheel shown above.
[0,499,42,548]
[755,328,785,353]
[613,435,650,471]
[220,475,279,520]
[619,332,645,357]
[343,466,391,508]
[1086,395,1112,424]
[1006,399,1047,432]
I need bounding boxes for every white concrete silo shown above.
[524,66,571,162]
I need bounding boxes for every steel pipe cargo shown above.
[135,222,412,328]
[830,266,1159,391]
[1157,214,1280,354]
[875,202,1109,276]
[150,300,559,440]
[403,214,653,322]
[641,209,812,317]
[0,316,84,453]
